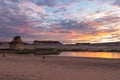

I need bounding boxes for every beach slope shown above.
[0,54,120,80]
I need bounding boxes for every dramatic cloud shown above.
[0,0,120,43]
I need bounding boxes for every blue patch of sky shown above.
[42,0,118,23]
[45,7,57,13]
[65,0,100,14]
[45,0,101,13]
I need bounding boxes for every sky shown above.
[0,0,120,44]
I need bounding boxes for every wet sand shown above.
[0,54,120,80]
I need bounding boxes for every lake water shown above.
[59,52,120,59]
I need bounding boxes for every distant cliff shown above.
[0,36,120,52]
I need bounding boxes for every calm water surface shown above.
[59,52,120,59]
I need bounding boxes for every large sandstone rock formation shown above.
[10,36,24,50]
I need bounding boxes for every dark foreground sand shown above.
[0,54,120,80]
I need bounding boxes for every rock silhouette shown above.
[10,36,24,50]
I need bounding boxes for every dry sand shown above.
[0,54,120,80]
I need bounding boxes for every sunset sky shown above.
[0,0,120,44]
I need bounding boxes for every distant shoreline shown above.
[0,48,120,55]
[1,36,120,52]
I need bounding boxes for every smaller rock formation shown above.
[10,36,24,50]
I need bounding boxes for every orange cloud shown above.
[70,31,115,43]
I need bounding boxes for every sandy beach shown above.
[0,54,120,80]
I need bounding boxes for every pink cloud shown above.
[18,27,32,33]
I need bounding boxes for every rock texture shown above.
[10,36,24,50]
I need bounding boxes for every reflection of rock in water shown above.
[34,51,60,55]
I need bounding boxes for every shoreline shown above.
[1,49,120,54]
